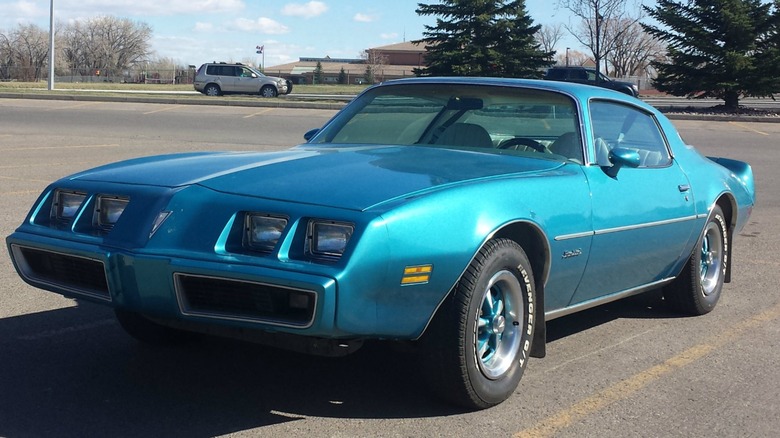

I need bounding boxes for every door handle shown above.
[678,184,690,192]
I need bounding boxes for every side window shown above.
[590,100,672,168]
[240,67,254,77]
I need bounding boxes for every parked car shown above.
[6,77,754,409]
[193,62,289,97]
[544,66,639,97]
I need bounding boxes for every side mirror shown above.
[251,73,258,78]
[304,129,319,142]
[603,147,640,178]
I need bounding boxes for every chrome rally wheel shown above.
[475,270,524,380]
[421,238,535,409]
[664,205,728,315]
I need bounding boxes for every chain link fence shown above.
[0,66,196,84]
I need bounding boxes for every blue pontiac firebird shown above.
[7,77,755,409]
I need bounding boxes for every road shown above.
[1,99,778,437]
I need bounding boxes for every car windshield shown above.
[309,83,583,162]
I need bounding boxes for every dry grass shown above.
[0,81,365,95]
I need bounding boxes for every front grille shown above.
[12,245,110,301]
[175,274,316,327]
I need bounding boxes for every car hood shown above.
[70,145,563,211]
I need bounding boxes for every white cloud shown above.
[193,22,214,32]
[58,0,245,16]
[11,0,45,17]
[353,13,375,23]
[380,33,399,40]
[281,1,327,19]
[234,17,290,34]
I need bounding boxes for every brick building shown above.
[263,41,426,84]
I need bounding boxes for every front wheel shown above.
[420,238,536,409]
[664,205,728,315]
[260,85,278,98]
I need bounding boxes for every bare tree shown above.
[0,31,11,79]
[0,24,50,81]
[555,49,591,66]
[536,23,565,55]
[559,0,642,81]
[605,19,666,78]
[361,48,388,84]
[62,16,152,77]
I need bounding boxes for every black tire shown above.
[285,79,293,94]
[203,84,221,96]
[115,309,199,345]
[664,205,728,315]
[260,85,278,98]
[420,238,536,409]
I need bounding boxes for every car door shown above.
[207,65,238,92]
[569,100,698,305]
[235,66,260,93]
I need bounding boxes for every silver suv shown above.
[194,62,289,97]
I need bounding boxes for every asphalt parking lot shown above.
[1,98,778,437]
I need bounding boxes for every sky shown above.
[1,0,581,68]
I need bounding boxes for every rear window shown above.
[206,65,237,76]
[545,69,566,80]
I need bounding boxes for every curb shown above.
[2,91,779,123]
[0,91,348,110]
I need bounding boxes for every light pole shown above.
[565,47,570,67]
[47,0,55,90]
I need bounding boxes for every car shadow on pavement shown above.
[546,288,682,342]
[0,291,682,436]
[0,301,463,437]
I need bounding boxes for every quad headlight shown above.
[307,220,354,258]
[52,190,87,223]
[245,214,288,252]
[94,195,129,229]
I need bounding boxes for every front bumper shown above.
[7,233,346,338]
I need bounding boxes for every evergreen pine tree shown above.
[414,0,554,77]
[338,67,347,84]
[643,0,780,110]
[313,61,324,84]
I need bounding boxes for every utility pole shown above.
[47,0,55,90]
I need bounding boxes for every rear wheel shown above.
[664,205,728,315]
[203,84,221,96]
[115,309,199,345]
[260,85,278,97]
[421,238,535,409]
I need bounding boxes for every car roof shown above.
[376,76,648,107]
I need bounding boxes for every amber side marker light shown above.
[401,264,433,285]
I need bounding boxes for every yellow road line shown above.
[514,302,780,438]
[2,143,119,151]
[46,102,100,111]
[1,190,42,196]
[243,108,274,118]
[728,121,769,136]
[0,175,50,183]
[143,105,182,115]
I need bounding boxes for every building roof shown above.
[265,41,427,78]
[368,41,427,52]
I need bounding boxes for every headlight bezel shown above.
[51,189,88,224]
[306,219,354,260]
[93,195,130,230]
[244,213,289,253]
